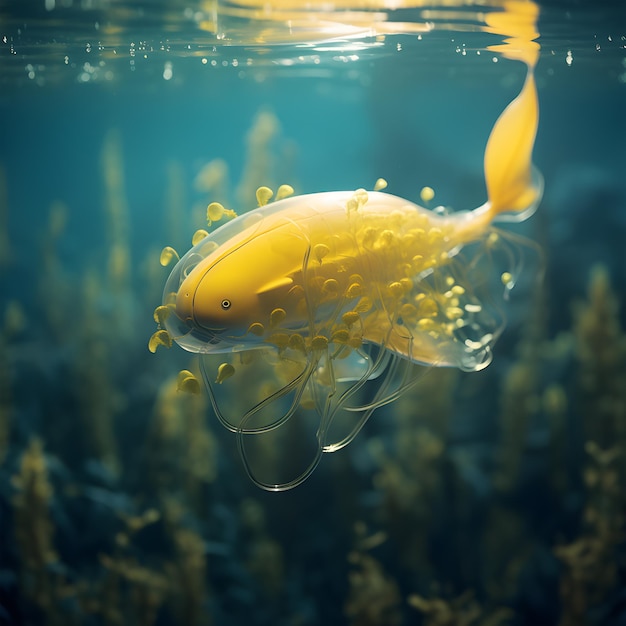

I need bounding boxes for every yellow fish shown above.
[157,10,541,490]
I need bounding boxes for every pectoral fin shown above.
[256,276,294,299]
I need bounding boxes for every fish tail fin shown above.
[482,0,543,222]
[484,68,543,223]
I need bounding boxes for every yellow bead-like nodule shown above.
[215,363,235,384]
[256,186,274,206]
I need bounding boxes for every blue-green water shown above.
[1,1,625,625]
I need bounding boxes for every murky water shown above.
[1,1,625,624]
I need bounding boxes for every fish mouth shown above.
[161,304,228,353]
[170,325,230,354]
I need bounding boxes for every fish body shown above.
[168,190,498,371]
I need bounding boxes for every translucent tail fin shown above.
[484,69,542,221]
[483,1,542,221]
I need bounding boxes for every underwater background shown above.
[1,1,625,624]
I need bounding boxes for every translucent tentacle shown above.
[200,349,316,434]
[238,433,324,492]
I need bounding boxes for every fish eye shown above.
[221,299,231,310]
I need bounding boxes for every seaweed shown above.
[555,266,626,626]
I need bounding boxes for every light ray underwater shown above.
[151,5,542,490]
